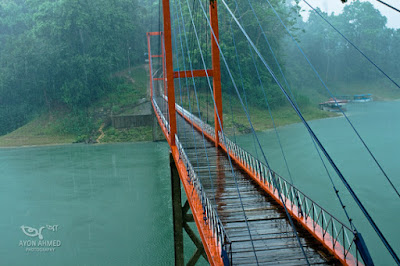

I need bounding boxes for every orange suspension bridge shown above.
[146,0,400,265]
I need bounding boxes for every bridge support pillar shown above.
[170,153,208,266]
[170,153,184,265]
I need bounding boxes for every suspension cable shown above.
[228,13,260,159]
[173,0,217,206]
[183,0,260,263]
[197,0,314,264]
[171,0,188,152]
[222,1,400,263]
[301,0,400,199]
[225,34,237,144]
[203,0,210,124]
[303,0,400,90]
[229,4,320,243]
[376,0,400,13]
[243,0,357,232]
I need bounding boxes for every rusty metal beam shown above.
[187,248,204,266]
[147,31,162,36]
[170,153,184,266]
[183,222,207,262]
[210,0,223,147]
[173,69,213,79]
[162,0,177,146]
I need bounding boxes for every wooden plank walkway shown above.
[176,113,340,265]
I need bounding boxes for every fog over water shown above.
[237,100,400,265]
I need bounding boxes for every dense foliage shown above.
[0,0,149,135]
[171,0,300,109]
[1,0,397,136]
[285,1,400,94]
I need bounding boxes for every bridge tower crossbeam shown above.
[147,0,371,265]
[147,0,227,263]
[154,0,223,147]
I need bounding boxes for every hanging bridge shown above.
[146,0,400,265]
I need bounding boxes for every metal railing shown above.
[218,130,361,264]
[175,102,362,264]
[154,98,232,263]
[175,104,215,139]
[153,98,170,133]
[175,135,232,263]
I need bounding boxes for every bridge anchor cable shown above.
[221,1,399,264]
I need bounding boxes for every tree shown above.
[0,0,150,135]
[284,0,397,97]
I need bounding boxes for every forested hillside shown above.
[0,0,301,138]
[0,0,151,135]
[284,1,400,101]
[0,0,398,140]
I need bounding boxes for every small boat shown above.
[319,98,348,112]
[352,94,373,103]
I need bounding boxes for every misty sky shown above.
[299,0,400,28]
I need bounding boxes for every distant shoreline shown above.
[0,140,160,149]
[0,142,74,149]
[2,100,396,149]
[0,113,333,148]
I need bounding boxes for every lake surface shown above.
[0,142,206,265]
[236,100,400,265]
[1,101,399,265]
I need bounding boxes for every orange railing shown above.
[153,98,231,264]
[177,101,363,266]
[175,134,232,262]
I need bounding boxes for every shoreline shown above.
[0,142,75,149]
[1,100,394,149]
[0,115,338,149]
[0,139,166,149]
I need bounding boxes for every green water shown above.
[1,101,399,265]
[0,142,205,265]
[236,100,400,265]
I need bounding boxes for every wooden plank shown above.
[173,113,341,265]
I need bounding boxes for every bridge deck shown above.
[176,114,339,265]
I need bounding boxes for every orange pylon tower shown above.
[159,0,223,148]
[209,0,223,146]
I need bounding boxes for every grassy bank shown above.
[1,66,397,148]
[0,65,150,147]
[179,90,337,134]
[0,112,76,147]
[101,126,153,143]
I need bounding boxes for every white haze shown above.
[299,0,400,29]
